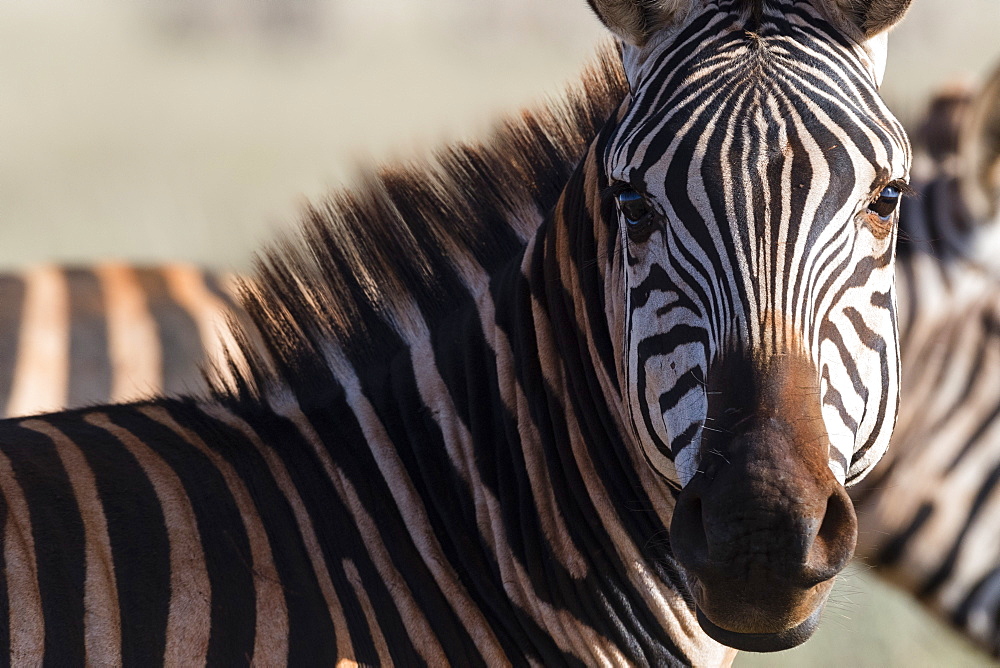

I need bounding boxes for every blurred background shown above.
[2,0,999,664]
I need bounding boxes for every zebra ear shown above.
[960,62,1000,221]
[586,0,692,46]
[838,0,914,38]
[914,84,975,164]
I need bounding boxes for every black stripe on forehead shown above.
[636,78,875,195]
[611,3,900,158]
[612,30,903,190]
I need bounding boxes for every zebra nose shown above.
[670,478,856,586]
[668,423,858,649]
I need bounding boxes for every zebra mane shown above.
[211,42,629,401]
[739,0,765,29]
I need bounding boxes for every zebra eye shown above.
[867,185,901,220]
[616,189,653,226]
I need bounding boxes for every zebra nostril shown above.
[805,487,857,583]
[670,491,711,572]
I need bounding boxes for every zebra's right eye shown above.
[867,185,901,220]
[616,189,653,226]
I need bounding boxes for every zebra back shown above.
[0,263,242,418]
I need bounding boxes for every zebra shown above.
[0,0,914,663]
[0,263,241,418]
[851,62,1000,657]
[3,92,998,661]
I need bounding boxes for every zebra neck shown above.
[273,189,721,662]
[453,166,728,663]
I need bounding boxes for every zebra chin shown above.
[667,352,859,651]
[693,602,829,653]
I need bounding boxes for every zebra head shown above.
[588,0,912,652]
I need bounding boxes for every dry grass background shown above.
[2,0,1000,665]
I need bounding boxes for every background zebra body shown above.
[851,63,1000,657]
[0,0,918,662]
[0,263,239,418]
[855,245,1000,656]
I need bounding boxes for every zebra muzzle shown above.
[669,351,858,651]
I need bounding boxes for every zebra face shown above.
[590,0,912,653]
[608,12,909,490]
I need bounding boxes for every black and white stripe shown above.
[852,68,1000,658]
[0,263,240,418]
[602,0,909,487]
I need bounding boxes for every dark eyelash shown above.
[886,179,915,197]
[600,181,632,206]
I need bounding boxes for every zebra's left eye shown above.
[616,189,653,226]
[867,185,901,220]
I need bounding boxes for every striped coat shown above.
[5,140,1000,658]
[0,48,734,666]
[852,65,1000,657]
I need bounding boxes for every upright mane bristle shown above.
[211,43,628,401]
